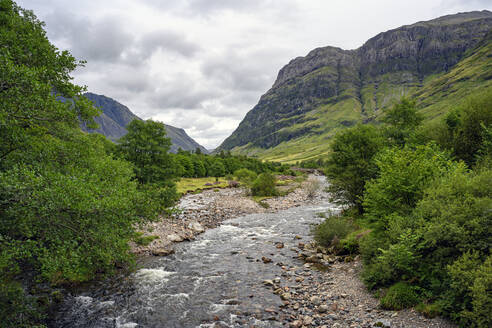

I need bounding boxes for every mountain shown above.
[218,11,492,163]
[81,93,208,153]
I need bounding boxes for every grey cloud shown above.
[45,11,133,62]
[148,81,221,110]
[186,0,265,14]
[201,51,275,92]
[438,0,492,10]
[139,30,201,58]
[142,0,265,16]
[45,10,200,66]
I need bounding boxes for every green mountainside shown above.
[81,93,208,153]
[218,11,492,163]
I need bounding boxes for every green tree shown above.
[381,98,423,147]
[117,119,177,184]
[0,2,167,326]
[209,159,225,178]
[0,0,98,164]
[325,124,383,213]
[443,90,492,166]
[193,159,206,177]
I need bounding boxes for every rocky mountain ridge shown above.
[219,11,492,160]
[81,93,208,153]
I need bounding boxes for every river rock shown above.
[188,221,205,233]
[281,292,291,300]
[309,296,321,305]
[317,304,329,313]
[290,320,302,328]
[305,255,320,263]
[374,319,392,327]
[263,280,275,287]
[167,233,184,242]
[261,256,272,263]
[302,315,313,325]
[152,247,174,256]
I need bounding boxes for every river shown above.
[51,177,339,328]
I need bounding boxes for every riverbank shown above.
[131,175,322,256]
[257,241,456,328]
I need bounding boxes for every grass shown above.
[176,177,229,194]
[134,232,159,246]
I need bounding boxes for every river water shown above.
[51,177,339,328]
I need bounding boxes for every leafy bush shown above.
[362,163,491,324]
[251,172,278,196]
[363,144,457,232]
[313,213,356,250]
[234,168,257,185]
[444,253,492,327]
[380,282,421,310]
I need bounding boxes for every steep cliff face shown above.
[81,93,208,153]
[219,11,492,156]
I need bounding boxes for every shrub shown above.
[363,144,457,232]
[380,282,421,310]
[251,172,278,196]
[362,163,492,324]
[305,176,321,198]
[415,302,442,318]
[445,253,492,328]
[340,229,371,255]
[313,213,356,250]
[234,168,257,185]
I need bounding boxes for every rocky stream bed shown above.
[50,176,455,328]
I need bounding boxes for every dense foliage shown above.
[319,97,492,326]
[251,172,278,197]
[324,124,383,213]
[0,2,167,326]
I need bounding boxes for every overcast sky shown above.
[19,0,492,149]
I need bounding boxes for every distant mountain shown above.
[81,93,208,153]
[218,10,492,163]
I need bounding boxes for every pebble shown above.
[309,296,321,306]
